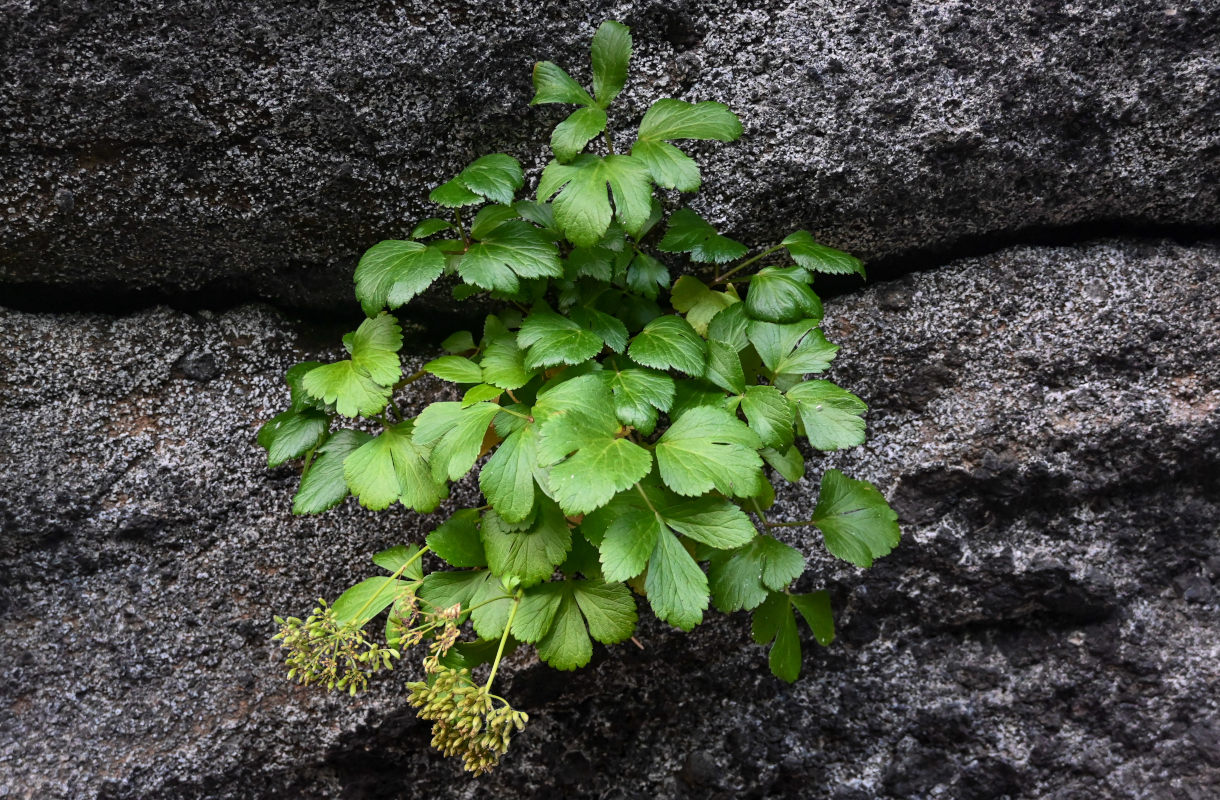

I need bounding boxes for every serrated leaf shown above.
[292,429,371,514]
[787,380,867,451]
[480,315,535,390]
[599,508,663,582]
[604,366,674,435]
[812,469,900,567]
[631,138,701,192]
[748,320,837,377]
[418,570,486,618]
[744,267,824,324]
[791,590,835,646]
[430,177,483,208]
[462,383,503,406]
[535,589,591,670]
[628,315,707,376]
[343,422,444,512]
[417,401,503,482]
[468,204,520,239]
[572,579,637,643]
[479,425,540,524]
[591,20,631,106]
[671,275,739,336]
[707,302,751,351]
[655,406,764,498]
[411,218,454,239]
[741,385,795,449]
[481,499,572,588]
[638,98,742,141]
[645,524,709,631]
[354,240,446,315]
[660,495,757,549]
[658,208,747,264]
[457,154,524,205]
[704,339,746,394]
[517,306,605,370]
[332,576,414,627]
[625,252,670,300]
[531,60,596,106]
[302,363,389,419]
[551,107,608,163]
[423,355,483,384]
[259,409,328,467]
[761,444,805,483]
[751,590,788,644]
[285,361,326,412]
[538,154,653,245]
[459,220,562,292]
[769,599,801,682]
[569,307,628,354]
[782,231,865,278]
[372,543,424,580]
[441,330,476,353]
[427,508,487,568]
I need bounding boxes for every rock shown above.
[1,238,1217,797]
[2,1,1217,313]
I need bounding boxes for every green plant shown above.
[260,20,899,774]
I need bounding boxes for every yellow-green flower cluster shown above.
[273,599,399,695]
[407,667,529,775]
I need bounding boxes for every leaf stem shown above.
[499,406,534,422]
[389,397,405,422]
[485,591,522,690]
[604,125,616,156]
[345,545,431,626]
[455,209,469,245]
[301,446,317,479]
[750,498,771,527]
[394,370,427,391]
[764,519,812,529]
[714,244,785,284]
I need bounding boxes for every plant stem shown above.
[485,592,522,690]
[499,406,533,422]
[301,446,317,479]
[764,519,813,528]
[714,244,785,284]
[455,209,468,244]
[751,498,771,527]
[345,546,430,626]
[389,397,405,422]
[394,370,426,391]
[604,126,616,156]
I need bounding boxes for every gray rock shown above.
[2,1,1217,312]
[2,238,1218,798]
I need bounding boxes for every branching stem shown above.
[714,244,785,284]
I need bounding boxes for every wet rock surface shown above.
[2,239,1218,798]
[2,0,1218,312]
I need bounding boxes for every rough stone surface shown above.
[2,239,1218,798]
[2,1,1218,312]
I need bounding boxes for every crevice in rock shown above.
[2,219,1216,326]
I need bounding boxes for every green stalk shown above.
[714,243,785,284]
[484,593,522,690]
[344,546,430,626]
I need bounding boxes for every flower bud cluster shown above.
[273,599,399,696]
[406,667,529,775]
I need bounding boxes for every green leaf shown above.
[671,275,739,336]
[538,154,653,245]
[411,218,454,239]
[430,177,483,208]
[418,570,487,618]
[513,584,564,643]
[638,98,743,142]
[707,302,750,351]
[645,524,709,631]
[354,240,446,316]
[787,380,867,451]
[468,204,520,239]
[791,590,835,646]
[535,589,591,670]
[599,507,663,582]
[479,425,541,524]
[514,577,636,670]
[457,155,525,205]
[517,306,605,370]
[423,355,483,384]
[462,383,503,406]
[259,409,328,467]
[551,106,608,162]
[441,330,476,353]
[631,138,701,192]
[769,598,801,682]
[332,576,414,627]
[417,401,503,482]
[572,579,637,643]
[302,314,402,417]
[655,406,764,498]
[658,208,747,264]
[372,544,424,580]
[285,361,326,412]
[782,231,865,278]
[625,252,670,300]
[343,422,445,512]
[751,590,788,644]
[748,320,837,377]
[744,267,824,324]
[812,469,900,567]
[591,20,631,106]
[292,429,371,514]
[761,444,805,484]
[741,385,795,449]
[481,499,572,588]
[604,366,675,436]
[427,509,487,568]
[480,315,535,390]
[459,220,562,292]
[346,313,403,385]
[531,61,596,106]
[704,339,746,394]
[628,315,707,376]
[569,307,628,354]
[659,495,757,549]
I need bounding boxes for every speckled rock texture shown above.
[2,0,1218,312]
[2,239,1217,798]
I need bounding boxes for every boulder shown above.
[1,238,1217,797]
[2,1,1217,312]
